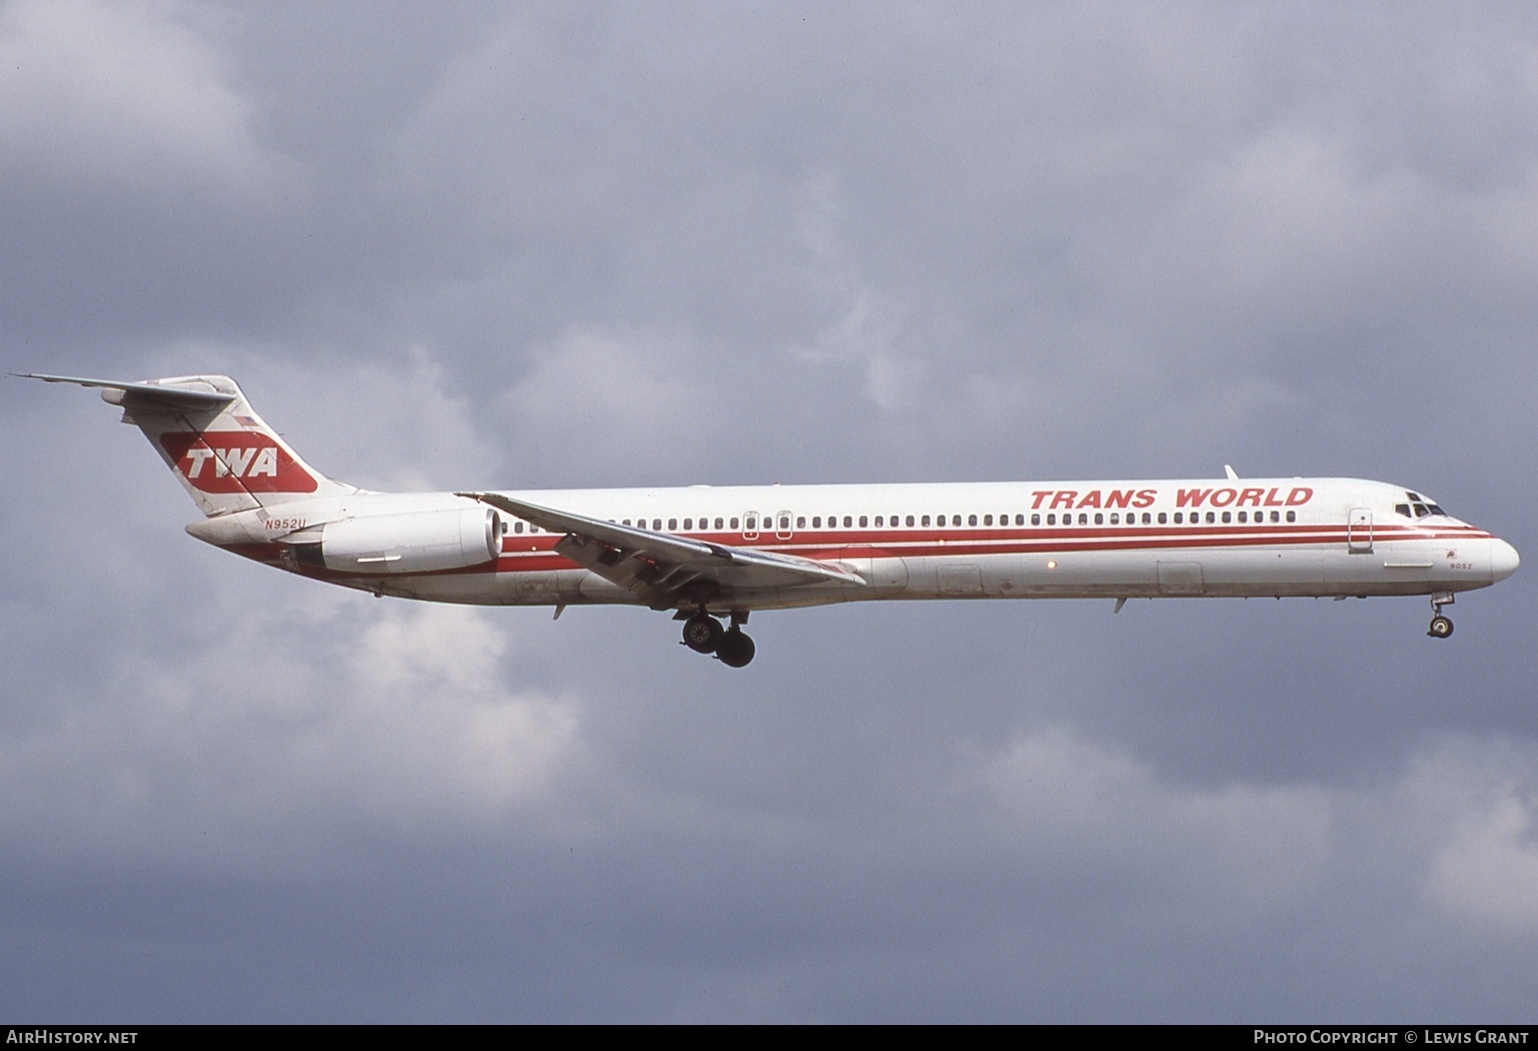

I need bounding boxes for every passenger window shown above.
[921,515,930,527]
[683,518,692,531]
[859,516,868,527]
[1031,514,1041,526]
[844,516,853,528]
[874,516,883,527]
[1237,511,1246,524]
[968,514,978,526]
[983,514,993,526]
[1286,511,1296,523]
[797,516,805,528]
[1094,513,1104,525]
[1156,512,1165,524]
[906,515,915,527]
[730,517,739,529]
[1221,512,1231,524]
[953,515,962,526]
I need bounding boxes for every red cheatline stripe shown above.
[481,525,1491,576]
[498,521,1485,554]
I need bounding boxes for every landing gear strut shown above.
[677,610,755,667]
[1427,593,1454,639]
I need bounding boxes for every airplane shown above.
[20,372,1520,667]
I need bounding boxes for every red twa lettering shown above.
[1176,488,1212,507]
[1287,486,1313,506]
[159,431,318,494]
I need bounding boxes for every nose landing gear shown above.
[679,610,756,667]
[1427,593,1454,639]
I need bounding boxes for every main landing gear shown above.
[680,610,756,668]
[1427,593,1454,639]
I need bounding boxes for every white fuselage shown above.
[189,476,1519,612]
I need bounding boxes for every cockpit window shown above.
[1403,492,1448,518]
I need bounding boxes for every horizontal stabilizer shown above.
[14,373,236,411]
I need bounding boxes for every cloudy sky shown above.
[3,0,1537,1022]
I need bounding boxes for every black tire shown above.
[716,630,756,668]
[1428,615,1454,639]
[683,615,724,653]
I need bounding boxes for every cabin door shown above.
[1347,508,1373,553]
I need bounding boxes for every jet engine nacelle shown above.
[314,507,503,574]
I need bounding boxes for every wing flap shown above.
[459,491,864,607]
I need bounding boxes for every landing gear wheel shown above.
[682,614,724,653]
[715,629,756,668]
[1428,615,1453,639]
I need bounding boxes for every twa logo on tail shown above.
[160,431,318,494]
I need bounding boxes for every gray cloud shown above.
[3,0,1536,1022]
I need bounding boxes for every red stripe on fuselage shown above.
[477,522,1489,577]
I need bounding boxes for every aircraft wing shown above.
[14,373,235,411]
[458,491,864,609]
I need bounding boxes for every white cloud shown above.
[973,726,1333,914]
[792,174,922,412]
[499,325,717,482]
[0,600,588,871]
[0,0,300,201]
[1425,780,1538,933]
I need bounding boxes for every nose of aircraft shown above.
[1490,537,1521,583]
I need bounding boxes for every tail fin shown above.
[19,373,355,516]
